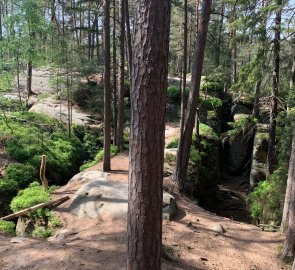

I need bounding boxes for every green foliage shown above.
[167,86,181,102]
[0,112,84,185]
[0,178,19,194]
[0,72,13,92]
[0,220,15,235]
[10,182,50,212]
[199,123,219,140]
[201,77,223,94]
[49,213,62,228]
[166,137,179,149]
[247,169,286,225]
[80,145,119,171]
[200,97,222,110]
[32,228,53,239]
[0,96,22,111]
[226,115,257,138]
[72,125,103,159]
[5,163,37,189]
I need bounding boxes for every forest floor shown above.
[0,124,291,270]
[0,69,291,269]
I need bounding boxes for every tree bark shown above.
[127,0,171,269]
[116,0,125,151]
[125,0,132,83]
[103,0,111,172]
[267,0,282,176]
[112,0,117,144]
[282,133,295,260]
[180,0,188,137]
[282,126,295,231]
[173,0,212,191]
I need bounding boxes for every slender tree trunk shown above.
[116,0,125,151]
[287,51,295,111]
[215,2,224,67]
[282,126,295,231]
[282,127,295,260]
[125,0,132,83]
[173,0,212,190]
[180,0,188,136]
[194,0,200,136]
[267,0,282,176]
[88,1,91,60]
[103,0,111,172]
[127,0,171,269]
[27,60,33,98]
[112,0,118,145]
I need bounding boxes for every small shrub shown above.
[226,115,257,139]
[49,213,62,228]
[167,86,181,102]
[32,228,53,239]
[247,168,286,225]
[0,220,15,234]
[200,97,222,110]
[166,137,179,149]
[10,182,50,213]
[199,123,218,140]
[5,163,37,189]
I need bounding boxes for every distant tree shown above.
[103,0,111,172]
[173,0,212,190]
[127,0,171,268]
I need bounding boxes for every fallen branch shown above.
[0,195,70,221]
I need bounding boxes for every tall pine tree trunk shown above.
[173,0,212,190]
[116,0,125,151]
[180,0,188,136]
[282,126,295,260]
[125,0,132,83]
[112,0,117,144]
[267,0,282,176]
[103,0,111,172]
[127,0,171,268]
[282,126,295,231]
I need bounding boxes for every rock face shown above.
[223,133,253,174]
[68,171,178,220]
[250,125,269,188]
[16,217,35,236]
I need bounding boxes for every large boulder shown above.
[68,171,178,220]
